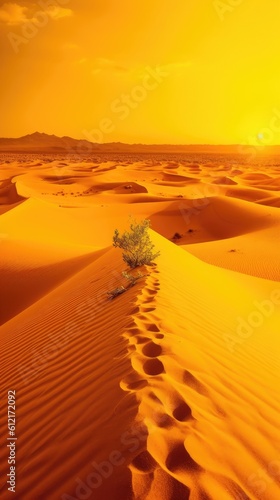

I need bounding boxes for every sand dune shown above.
[0,178,25,214]
[149,196,280,248]
[210,176,237,185]
[0,239,102,325]
[0,155,280,499]
[126,232,280,499]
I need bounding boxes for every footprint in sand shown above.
[166,443,201,473]
[143,358,165,376]
[146,398,174,428]
[130,306,140,315]
[137,313,153,322]
[154,333,164,339]
[183,370,208,396]
[142,293,157,303]
[125,327,140,335]
[147,324,161,333]
[152,283,160,289]
[134,336,151,344]
[172,401,193,422]
[148,385,194,424]
[140,306,156,313]
[130,450,158,474]
[144,288,157,296]
[126,379,148,390]
[142,296,156,304]
[148,391,162,403]
[125,331,150,343]
[121,371,149,391]
[142,341,162,358]
[153,412,174,428]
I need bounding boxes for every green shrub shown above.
[113,219,160,269]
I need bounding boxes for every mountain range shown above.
[0,132,280,154]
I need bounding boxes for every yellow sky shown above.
[1,0,280,144]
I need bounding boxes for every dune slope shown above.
[1,231,280,499]
[123,231,280,500]
[0,248,144,500]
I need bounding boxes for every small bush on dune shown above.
[107,286,126,299]
[113,219,160,269]
[107,271,146,299]
[172,232,183,240]
[122,270,145,287]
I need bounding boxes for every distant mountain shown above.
[1,132,280,154]
[0,132,99,153]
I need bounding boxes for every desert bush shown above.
[113,219,160,268]
[172,232,183,240]
[107,271,147,299]
[107,286,126,299]
[122,270,145,287]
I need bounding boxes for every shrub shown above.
[113,219,160,269]
[172,232,183,240]
[122,270,145,287]
[107,271,146,300]
[107,286,126,299]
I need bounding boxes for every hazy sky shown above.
[1,0,280,144]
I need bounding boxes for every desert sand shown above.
[0,154,280,499]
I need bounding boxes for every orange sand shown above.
[0,156,280,499]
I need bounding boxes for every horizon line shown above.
[2,131,280,148]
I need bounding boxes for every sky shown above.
[1,0,280,144]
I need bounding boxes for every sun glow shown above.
[1,0,280,144]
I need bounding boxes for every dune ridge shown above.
[120,232,280,499]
